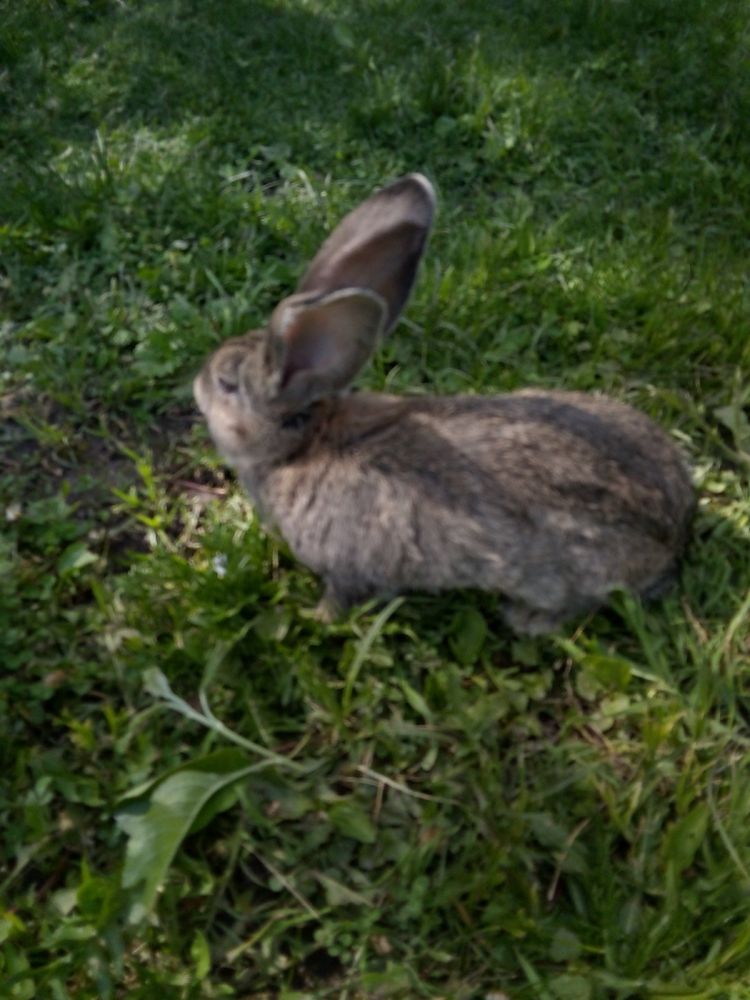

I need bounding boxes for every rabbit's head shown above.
[194,174,435,463]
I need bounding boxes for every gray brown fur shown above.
[194,175,693,634]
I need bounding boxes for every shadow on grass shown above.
[3,0,748,169]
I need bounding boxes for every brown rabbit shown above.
[194,174,694,634]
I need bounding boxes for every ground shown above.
[1,1,750,997]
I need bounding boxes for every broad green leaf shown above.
[314,871,370,907]
[263,783,315,820]
[76,870,120,929]
[549,927,583,962]
[253,607,292,643]
[663,803,709,873]
[0,913,25,944]
[3,944,34,1000]
[189,781,242,835]
[50,888,77,917]
[116,751,257,922]
[141,666,173,702]
[530,813,568,850]
[585,653,632,690]
[450,607,487,665]
[512,638,542,667]
[57,542,98,576]
[332,22,356,49]
[191,930,211,980]
[715,403,750,455]
[360,965,412,995]
[397,678,432,720]
[550,974,592,1000]
[118,747,251,802]
[47,923,98,945]
[328,801,377,844]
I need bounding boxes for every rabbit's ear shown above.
[266,288,387,409]
[297,173,435,334]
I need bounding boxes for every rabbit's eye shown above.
[217,374,239,395]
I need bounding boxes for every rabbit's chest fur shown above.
[252,391,693,626]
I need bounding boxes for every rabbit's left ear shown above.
[266,287,386,410]
[296,173,436,334]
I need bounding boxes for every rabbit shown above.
[193,174,694,635]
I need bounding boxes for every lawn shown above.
[2,0,750,997]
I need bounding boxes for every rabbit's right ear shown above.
[264,287,387,411]
[296,173,436,334]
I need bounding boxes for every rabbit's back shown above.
[255,389,693,632]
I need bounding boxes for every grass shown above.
[2,0,750,996]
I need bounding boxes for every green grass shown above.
[2,0,750,996]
